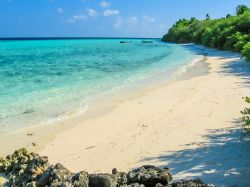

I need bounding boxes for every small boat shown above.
[120,41,132,43]
[142,40,154,43]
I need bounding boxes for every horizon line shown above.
[0,37,161,41]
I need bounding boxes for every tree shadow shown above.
[180,43,240,58]
[182,44,250,86]
[150,44,250,186]
[182,44,250,87]
[220,58,250,87]
[141,124,250,187]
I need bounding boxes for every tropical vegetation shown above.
[162,5,250,62]
[241,96,250,132]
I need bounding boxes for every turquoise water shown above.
[0,39,201,133]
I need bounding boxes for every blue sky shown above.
[0,0,250,38]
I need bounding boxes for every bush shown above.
[162,5,250,62]
[241,97,250,132]
[241,42,250,61]
[236,5,249,15]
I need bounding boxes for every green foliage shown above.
[231,32,249,51]
[206,14,210,20]
[236,5,249,15]
[162,5,250,62]
[242,42,250,61]
[241,97,250,132]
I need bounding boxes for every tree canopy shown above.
[236,5,250,15]
[162,5,250,62]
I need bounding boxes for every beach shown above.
[1,45,250,186]
[1,1,250,186]
[37,46,250,186]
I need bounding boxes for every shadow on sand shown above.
[141,44,250,186]
[220,58,250,87]
[184,44,250,88]
[141,125,250,186]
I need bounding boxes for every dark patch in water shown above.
[33,79,44,84]
[22,109,35,115]
[142,40,154,43]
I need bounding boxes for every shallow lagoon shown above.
[0,39,201,133]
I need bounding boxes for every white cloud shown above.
[114,17,122,28]
[87,8,98,17]
[100,1,111,8]
[103,9,119,17]
[127,16,138,25]
[68,15,87,23]
[57,8,64,13]
[73,15,87,20]
[143,15,155,22]
[158,24,166,28]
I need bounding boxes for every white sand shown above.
[3,45,250,186]
[38,46,250,186]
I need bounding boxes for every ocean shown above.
[0,38,202,134]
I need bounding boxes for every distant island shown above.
[162,5,250,62]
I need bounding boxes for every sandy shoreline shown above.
[1,45,250,186]
[0,44,206,155]
[39,46,250,186]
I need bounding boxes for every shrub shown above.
[236,5,249,15]
[162,5,250,62]
[241,96,250,132]
[241,42,250,61]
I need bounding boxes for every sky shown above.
[0,0,250,38]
